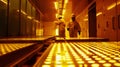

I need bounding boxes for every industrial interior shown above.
[0,0,120,67]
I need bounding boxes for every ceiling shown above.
[29,0,93,22]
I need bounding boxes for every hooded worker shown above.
[67,14,81,37]
[56,17,66,37]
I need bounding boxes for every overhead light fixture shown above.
[27,16,32,20]
[1,0,7,5]
[107,3,116,10]
[65,0,68,4]
[17,10,27,15]
[96,12,102,16]
[54,2,58,10]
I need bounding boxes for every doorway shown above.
[88,3,97,37]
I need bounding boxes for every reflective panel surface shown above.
[34,42,120,67]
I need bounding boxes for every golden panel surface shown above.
[34,42,120,67]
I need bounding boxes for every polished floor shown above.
[34,42,120,67]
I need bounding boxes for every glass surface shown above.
[8,0,20,36]
[0,0,7,36]
[20,0,27,35]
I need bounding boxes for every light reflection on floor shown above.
[0,43,33,55]
[35,42,120,67]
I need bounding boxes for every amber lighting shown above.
[36,29,43,36]
[1,0,7,5]
[64,0,68,8]
[0,43,33,55]
[107,1,120,10]
[27,16,32,19]
[96,12,102,16]
[62,9,66,15]
[103,63,111,67]
[83,18,88,21]
[54,0,69,18]
[17,10,27,15]
[117,1,120,5]
[107,3,116,10]
[34,42,120,67]
[34,20,39,23]
[55,28,59,36]
[91,64,99,67]
[114,63,120,66]
[65,0,68,4]
[54,2,58,10]
[56,13,59,18]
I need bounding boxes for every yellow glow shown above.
[45,59,51,61]
[4,45,11,52]
[98,60,106,63]
[88,60,95,63]
[56,13,59,18]
[77,61,84,64]
[17,10,27,15]
[67,65,75,67]
[1,45,6,54]
[54,2,58,10]
[96,12,102,16]
[79,65,83,67]
[114,63,120,66]
[63,4,67,8]
[84,64,88,67]
[44,61,51,64]
[95,58,101,60]
[114,57,120,60]
[67,61,73,64]
[36,29,43,36]
[105,57,111,60]
[56,62,62,64]
[107,3,116,10]
[76,58,82,61]
[92,56,98,58]
[56,28,59,36]
[1,0,7,5]
[103,63,111,67]
[86,58,92,61]
[83,19,88,21]
[62,9,66,15]
[65,0,68,4]
[91,64,99,67]
[109,60,116,63]
[42,65,50,67]
[21,10,27,15]
[34,20,39,23]
[27,16,32,19]
[56,54,61,61]
[63,0,68,8]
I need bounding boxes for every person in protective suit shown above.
[56,17,66,38]
[67,14,81,37]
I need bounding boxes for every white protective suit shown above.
[56,19,65,37]
[67,20,81,37]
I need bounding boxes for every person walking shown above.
[56,17,66,38]
[67,14,81,37]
